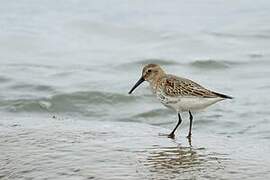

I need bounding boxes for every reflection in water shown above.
[145,146,203,173]
[142,142,228,179]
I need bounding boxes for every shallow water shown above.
[1,115,270,180]
[1,0,270,179]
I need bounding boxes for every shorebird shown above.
[128,64,232,139]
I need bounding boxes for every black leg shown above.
[187,111,193,138]
[168,113,182,138]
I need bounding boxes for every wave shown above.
[0,76,11,83]
[0,91,137,113]
[51,91,136,105]
[4,63,55,69]
[189,58,270,70]
[248,53,264,59]
[116,58,180,70]
[132,108,170,119]
[9,83,55,92]
[117,58,245,71]
[209,32,270,39]
[132,59,180,66]
[189,59,237,69]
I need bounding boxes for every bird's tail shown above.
[212,91,233,99]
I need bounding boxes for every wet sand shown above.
[1,114,269,180]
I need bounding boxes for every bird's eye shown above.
[147,69,152,73]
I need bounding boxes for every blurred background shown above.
[0,0,270,179]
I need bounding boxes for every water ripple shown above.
[189,60,236,69]
[0,91,138,113]
[116,59,180,70]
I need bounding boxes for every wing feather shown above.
[162,75,218,98]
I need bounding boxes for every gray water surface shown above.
[1,0,270,179]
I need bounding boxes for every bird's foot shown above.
[186,134,192,139]
[158,133,175,139]
[168,133,175,139]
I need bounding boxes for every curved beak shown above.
[128,77,145,94]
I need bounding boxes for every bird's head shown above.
[128,64,165,94]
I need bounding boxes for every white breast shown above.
[176,97,223,112]
[156,92,224,112]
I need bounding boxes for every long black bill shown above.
[128,77,145,94]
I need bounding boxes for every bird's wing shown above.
[162,75,219,98]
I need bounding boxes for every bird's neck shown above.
[149,73,165,93]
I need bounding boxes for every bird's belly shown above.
[162,97,223,112]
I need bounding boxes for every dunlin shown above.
[129,64,232,139]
